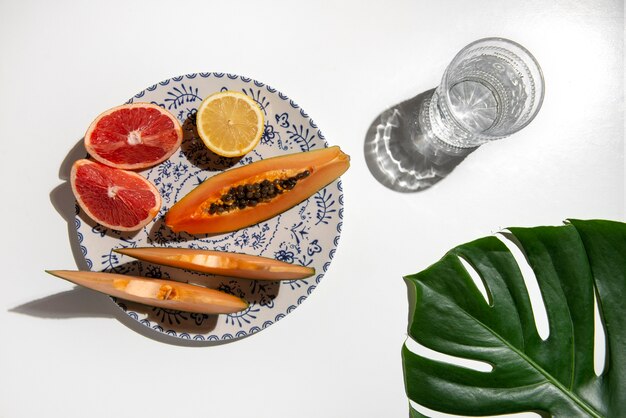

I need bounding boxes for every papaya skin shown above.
[46,270,248,314]
[114,247,315,280]
[165,146,349,234]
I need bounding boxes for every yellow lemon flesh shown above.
[196,91,265,157]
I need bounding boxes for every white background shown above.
[0,1,623,417]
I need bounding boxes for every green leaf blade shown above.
[403,220,624,417]
[569,219,626,416]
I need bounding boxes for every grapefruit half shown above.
[84,103,183,170]
[71,159,161,231]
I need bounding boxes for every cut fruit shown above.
[115,247,315,280]
[165,146,350,234]
[71,159,161,231]
[46,270,248,314]
[196,91,264,157]
[84,103,183,170]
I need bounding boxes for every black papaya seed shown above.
[209,170,317,216]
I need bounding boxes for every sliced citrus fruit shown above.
[196,91,264,157]
[84,103,183,170]
[71,159,161,231]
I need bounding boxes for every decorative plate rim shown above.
[73,72,344,342]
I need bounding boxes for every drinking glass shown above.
[422,37,545,148]
[364,38,545,192]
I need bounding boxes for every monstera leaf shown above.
[403,219,625,417]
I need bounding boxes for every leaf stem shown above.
[462,305,604,418]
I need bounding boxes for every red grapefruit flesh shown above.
[71,159,161,231]
[84,103,183,170]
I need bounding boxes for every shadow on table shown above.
[49,139,91,270]
[9,286,248,347]
[363,89,475,192]
[42,135,250,347]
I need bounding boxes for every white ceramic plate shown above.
[75,73,344,341]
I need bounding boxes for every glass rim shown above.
[441,37,545,139]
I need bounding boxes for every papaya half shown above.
[115,247,315,280]
[166,146,350,234]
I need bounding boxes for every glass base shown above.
[364,89,476,193]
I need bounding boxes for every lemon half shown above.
[196,91,265,157]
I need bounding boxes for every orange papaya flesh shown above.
[46,270,248,314]
[115,247,315,280]
[165,146,349,234]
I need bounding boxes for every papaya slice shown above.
[166,146,350,234]
[115,247,315,280]
[46,270,248,314]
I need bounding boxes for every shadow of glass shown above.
[363,89,475,193]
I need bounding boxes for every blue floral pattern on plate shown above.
[75,73,344,341]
